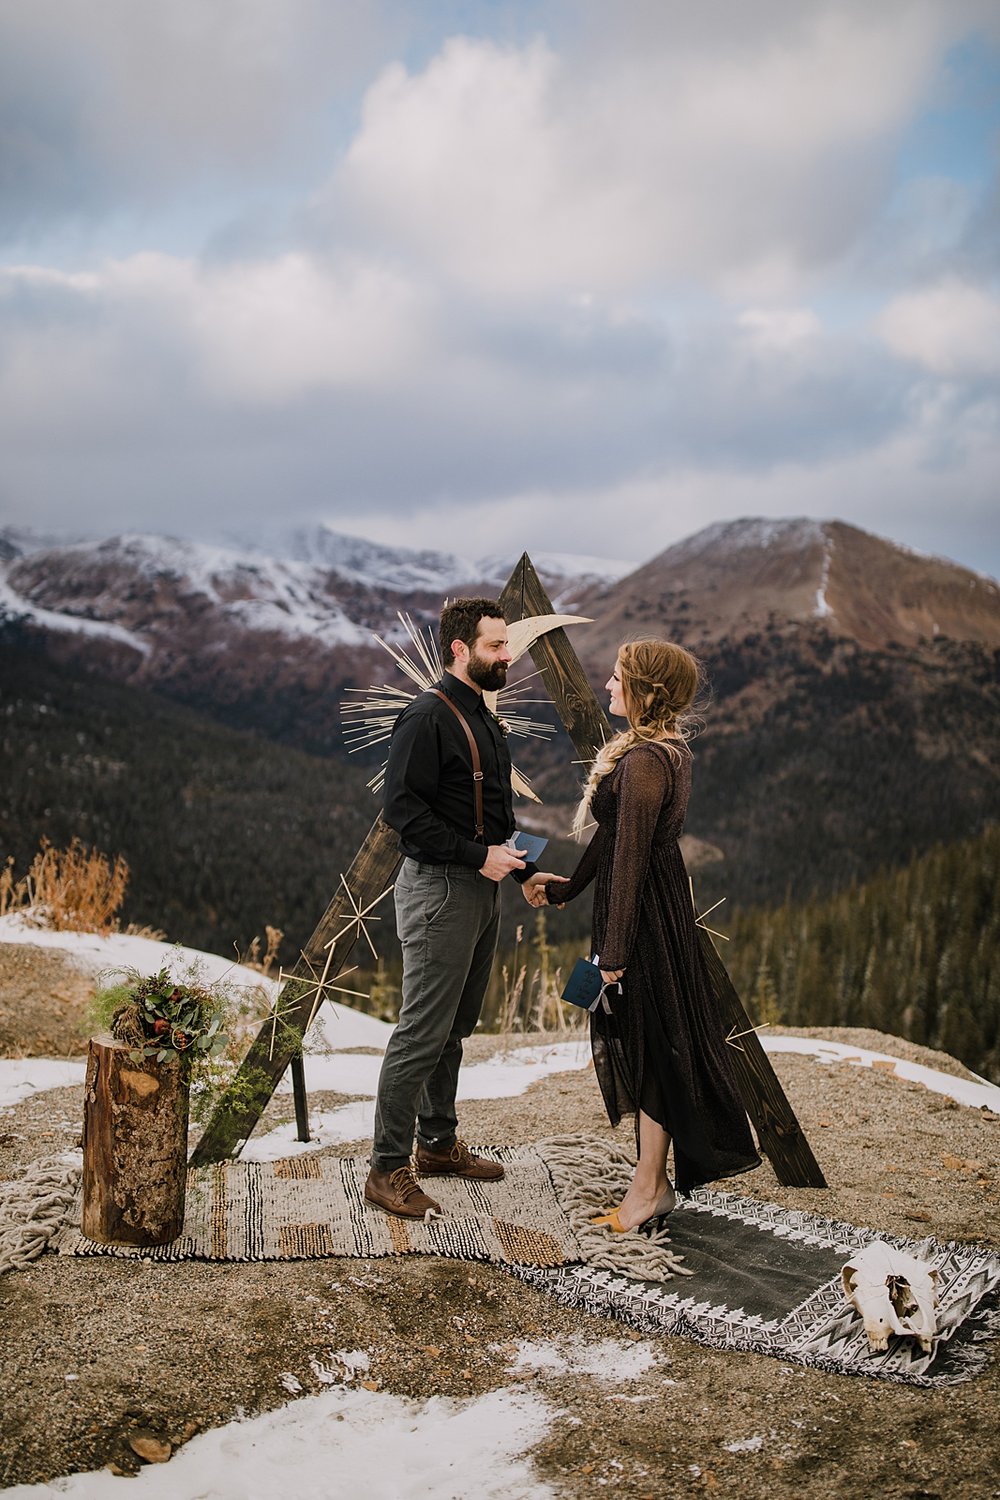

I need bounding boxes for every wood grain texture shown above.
[499,552,609,765]
[82,1038,189,1245]
[697,928,827,1187]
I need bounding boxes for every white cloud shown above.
[0,252,434,409]
[737,307,823,350]
[1,0,998,582]
[330,7,956,298]
[877,278,1000,377]
[0,0,390,230]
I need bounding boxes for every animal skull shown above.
[841,1241,940,1353]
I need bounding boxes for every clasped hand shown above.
[519,872,566,909]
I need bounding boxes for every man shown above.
[365,598,552,1219]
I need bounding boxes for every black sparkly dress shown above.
[547,742,761,1194]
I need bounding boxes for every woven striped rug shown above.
[49,1138,687,1279]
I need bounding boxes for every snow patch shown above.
[761,1035,1000,1114]
[508,1335,656,1382]
[241,1100,376,1159]
[666,516,827,562]
[814,538,834,618]
[0,1059,87,1111]
[0,566,151,656]
[2,1385,556,1500]
[243,1041,592,1157]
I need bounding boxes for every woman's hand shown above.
[520,872,564,908]
[600,968,624,984]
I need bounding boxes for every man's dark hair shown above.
[439,597,506,666]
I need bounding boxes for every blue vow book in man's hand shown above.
[506,830,548,863]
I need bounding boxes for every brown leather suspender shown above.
[431,689,486,843]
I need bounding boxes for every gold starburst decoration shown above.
[266,877,395,1056]
[340,610,590,801]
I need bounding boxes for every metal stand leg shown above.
[290,1053,310,1142]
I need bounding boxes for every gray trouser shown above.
[371,858,500,1173]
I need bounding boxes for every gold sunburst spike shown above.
[399,610,442,682]
[324,875,394,961]
[724,1020,764,1053]
[265,953,373,1059]
[340,609,589,798]
[303,965,369,1032]
[689,879,729,943]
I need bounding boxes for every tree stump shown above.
[81,1037,189,1246]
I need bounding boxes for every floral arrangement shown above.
[92,966,230,1065]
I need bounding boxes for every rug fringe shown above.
[535,1134,693,1282]
[0,1153,82,1274]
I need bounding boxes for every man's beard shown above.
[467,650,508,692]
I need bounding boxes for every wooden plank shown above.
[290,1053,311,1143]
[698,929,827,1187]
[188,815,401,1166]
[499,553,608,764]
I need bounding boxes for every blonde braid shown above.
[571,639,702,840]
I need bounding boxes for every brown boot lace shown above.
[388,1166,422,1201]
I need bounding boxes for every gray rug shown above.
[506,1183,1000,1386]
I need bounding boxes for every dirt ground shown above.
[2,940,1000,1498]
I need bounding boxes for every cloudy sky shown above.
[1,0,998,574]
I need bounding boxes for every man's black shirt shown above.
[382,673,531,878]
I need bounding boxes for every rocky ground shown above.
[1,941,1000,1498]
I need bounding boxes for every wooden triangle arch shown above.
[190,553,826,1187]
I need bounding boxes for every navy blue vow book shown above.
[506,830,549,863]
[561,957,606,1011]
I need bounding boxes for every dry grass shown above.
[496,917,581,1035]
[241,924,284,976]
[0,838,129,934]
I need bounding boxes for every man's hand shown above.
[600,968,624,984]
[479,844,527,882]
[520,872,566,908]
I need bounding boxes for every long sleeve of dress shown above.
[599,747,671,971]
[544,823,607,905]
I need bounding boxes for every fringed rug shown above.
[507,1177,1000,1387]
[48,1139,686,1280]
[14,1134,1000,1385]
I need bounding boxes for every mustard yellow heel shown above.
[590,1207,626,1232]
[591,1185,676,1233]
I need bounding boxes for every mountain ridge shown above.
[3,514,997,912]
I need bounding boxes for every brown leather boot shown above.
[364,1165,442,1220]
[414,1138,504,1181]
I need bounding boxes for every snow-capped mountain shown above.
[4,515,998,919]
[260,526,478,593]
[0,526,641,758]
[0,532,371,659]
[571,517,1000,658]
[221,522,635,600]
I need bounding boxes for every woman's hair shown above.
[571,638,704,838]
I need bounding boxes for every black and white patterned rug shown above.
[506,1184,1000,1386]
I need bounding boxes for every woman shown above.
[544,639,761,1231]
